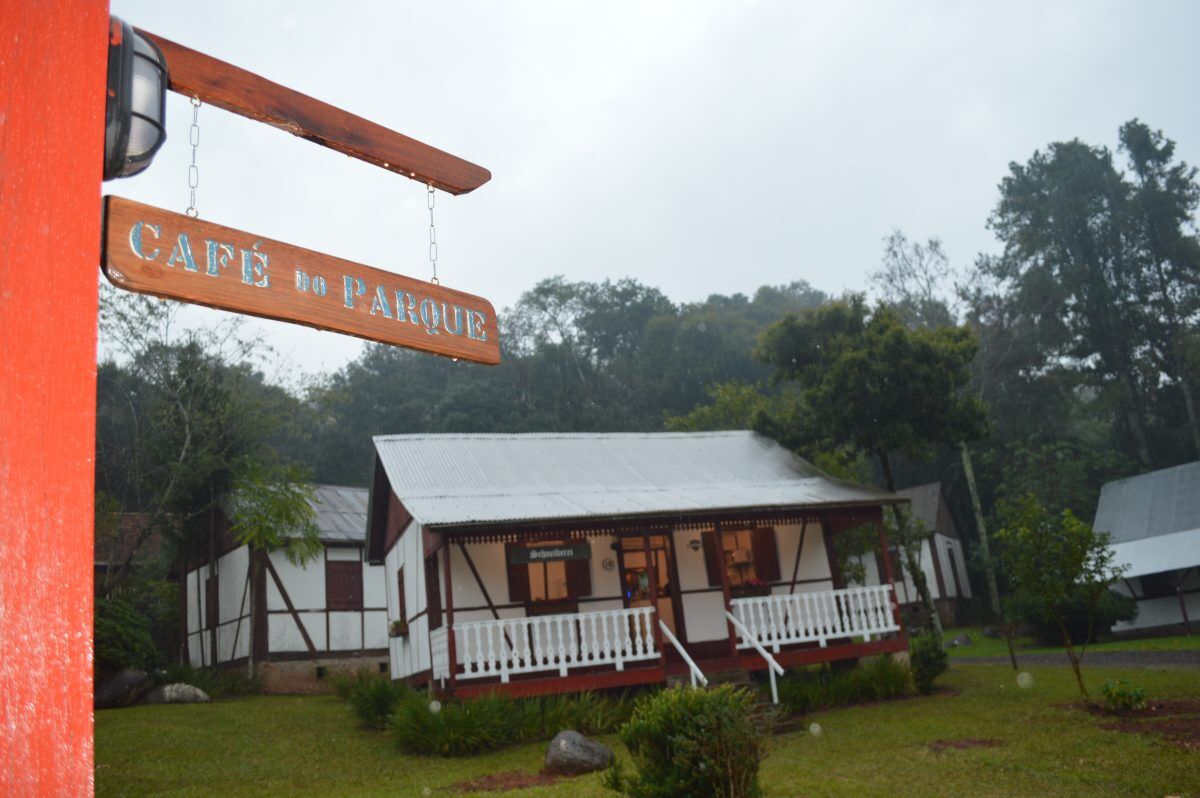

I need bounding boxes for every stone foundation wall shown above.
[256,655,389,695]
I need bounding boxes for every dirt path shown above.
[954,650,1200,668]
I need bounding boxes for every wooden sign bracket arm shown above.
[138,29,491,196]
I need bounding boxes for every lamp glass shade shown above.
[104,17,168,179]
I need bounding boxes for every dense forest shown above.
[96,119,1200,613]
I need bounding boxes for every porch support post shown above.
[443,545,457,689]
[643,532,666,666]
[0,4,107,793]
[1171,568,1192,636]
[875,512,906,638]
[820,512,846,589]
[716,521,738,658]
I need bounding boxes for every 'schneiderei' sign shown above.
[101,196,500,365]
[507,542,591,565]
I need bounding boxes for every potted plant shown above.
[732,578,771,598]
[388,619,409,639]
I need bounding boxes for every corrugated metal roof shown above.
[309,484,369,543]
[372,431,897,527]
[1093,461,1200,545]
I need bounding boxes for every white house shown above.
[185,484,389,692]
[857,482,974,626]
[365,431,910,699]
[1094,461,1200,634]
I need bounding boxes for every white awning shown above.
[1109,528,1200,579]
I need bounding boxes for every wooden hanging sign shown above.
[100,196,501,365]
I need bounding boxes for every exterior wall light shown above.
[104,16,168,180]
[688,539,703,552]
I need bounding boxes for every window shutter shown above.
[566,540,592,598]
[752,527,781,582]
[396,568,407,621]
[701,531,722,587]
[506,543,531,603]
[326,561,363,611]
[425,558,442,630]
[205,575,219,629]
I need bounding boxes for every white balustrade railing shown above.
[445,606,658,683]
[729,584,899,652]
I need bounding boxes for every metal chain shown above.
[186,96,201,218]
[427,183,439,284]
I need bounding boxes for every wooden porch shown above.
[429,584,906,699]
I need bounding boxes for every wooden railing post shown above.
[443,547,457,689]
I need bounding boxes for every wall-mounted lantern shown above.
[104,16,168,180]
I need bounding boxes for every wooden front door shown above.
[617,534,685,642]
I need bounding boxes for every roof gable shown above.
[896,481,957,537]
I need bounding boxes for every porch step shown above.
[749,702,803,736]
[706,668,753,687]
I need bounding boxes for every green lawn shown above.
[96,663,1200,798]
[944,625,1200,659]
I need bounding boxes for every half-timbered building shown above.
[1095,461,1200,635]
[184,484,389,692]
[366,431,909,698]
[857,482,976,626]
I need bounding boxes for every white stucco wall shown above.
[187,545,251,667]
[387,519,427,680]
[186,541,387,666]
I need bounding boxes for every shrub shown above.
[778,656,911,714]
[348,673,414,729]
[910,635,948,695]
[1005,588,1138,646]
[388,689,637,756]
[861,654,912,698]
[328,667,381,701]
[392,693,512,756]
[1100,679,1147,713]
[95,596,161,674]
[607,685,763,798]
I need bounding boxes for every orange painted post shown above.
[0,2,108,796]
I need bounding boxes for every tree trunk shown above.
[879,452,943,643]
[959,441,1002,618]
[247,553,256,678]
[1117,368,1153,468]
[1055,615,1090,703]
[1178,378,1200,462]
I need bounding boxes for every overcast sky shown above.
[106,0,1200,377]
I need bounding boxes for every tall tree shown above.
[1119,120,1200,458]
[871,231,1002,617]
[981,121,1200,468]
[756,296,988,641]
